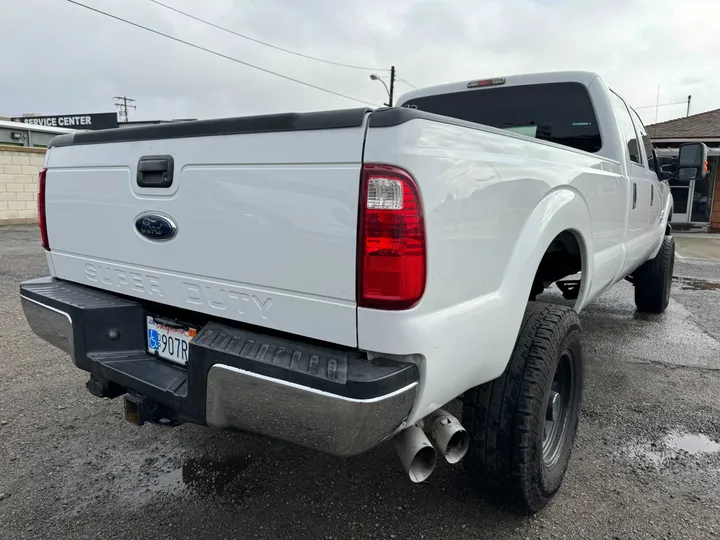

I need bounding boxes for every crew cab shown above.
[20,71,708,511]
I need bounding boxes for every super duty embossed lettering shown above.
[182,282,273,319]
[85,263,163,296]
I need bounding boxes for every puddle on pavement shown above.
[664,433,720,454]
[672,276,720,291]
[628,431,720,467]
[150,454,252,495]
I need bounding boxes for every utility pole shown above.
[369,67,397,107]
[388,66,396,107]
[112,96,136,122]
[655,86,660,123]
[686,95,692,117]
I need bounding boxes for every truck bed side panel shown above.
[359,114,626,422]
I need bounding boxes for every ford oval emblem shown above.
[135,213,177,241]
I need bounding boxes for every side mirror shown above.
[677,142,709,182]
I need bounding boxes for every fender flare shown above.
[649,186,674,259]
[487,188,593,375]
[501,187,593,301]
[664,188,674,236]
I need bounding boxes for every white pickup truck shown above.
[21,71,708,511]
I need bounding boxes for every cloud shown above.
[2,0,718,125]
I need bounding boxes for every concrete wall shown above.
[0,145,44,225]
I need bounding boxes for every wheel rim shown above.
[542,350,575,469]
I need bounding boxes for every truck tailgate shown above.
[44,109,370,347]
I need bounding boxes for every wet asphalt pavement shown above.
[2,226,720,540]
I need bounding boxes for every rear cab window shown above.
[401,82,602,154]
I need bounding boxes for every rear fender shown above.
[492,188,593,366]
[361,187,595,424]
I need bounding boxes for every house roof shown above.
[647,108,720,140]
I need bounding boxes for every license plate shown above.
[146,316,197,366]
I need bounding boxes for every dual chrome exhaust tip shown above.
[393,409,470,483]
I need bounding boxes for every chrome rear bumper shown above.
[21,295,74,357]
[206,365,417,456]
[20,277,419,456]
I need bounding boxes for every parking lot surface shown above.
[2,226,720,540]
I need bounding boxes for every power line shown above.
[147,0,386,72]
[65,0,380,107]
[634,101,687,110]
[395,77,417,90]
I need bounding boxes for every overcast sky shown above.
[2,0,718,125]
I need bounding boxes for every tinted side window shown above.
[629,109,656,172]
[610,92,641,165]
[402,82,602,153]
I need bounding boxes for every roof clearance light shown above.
[467,77,506,88]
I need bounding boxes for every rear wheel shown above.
[634,235,675,314]
[462,303,584,512]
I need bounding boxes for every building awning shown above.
[655,141,720,157]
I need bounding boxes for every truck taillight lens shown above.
[358,164,426,310]
[38,168,49,251]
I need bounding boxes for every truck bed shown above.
[44,109,371,346]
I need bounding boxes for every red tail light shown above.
[38,168,49,250]
[358,164,426,310]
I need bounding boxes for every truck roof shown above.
[396,70,602,106]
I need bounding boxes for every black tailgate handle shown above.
[137,155,174,188]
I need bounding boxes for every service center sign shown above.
[10,112,118,131]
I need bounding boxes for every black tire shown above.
[462,303,584,512]
[634,235,675,314]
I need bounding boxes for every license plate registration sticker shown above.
[146,316,197,366]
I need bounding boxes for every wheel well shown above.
[530,231,583,302]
